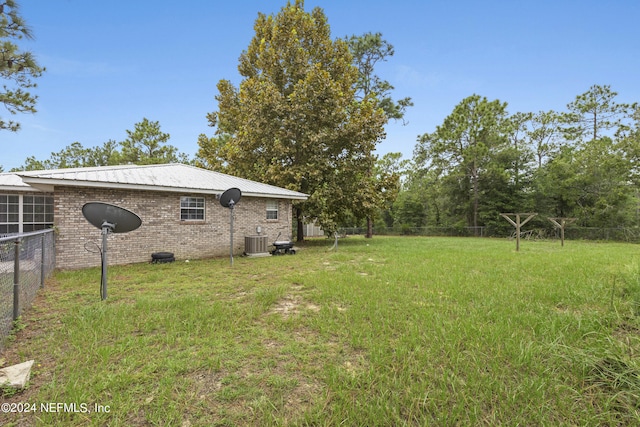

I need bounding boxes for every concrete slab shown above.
[0,360,34,389]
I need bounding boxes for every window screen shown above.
[266,200,279,220]
[180,196,205,221]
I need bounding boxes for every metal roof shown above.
[9,164,308,200]
[0,172,46,192]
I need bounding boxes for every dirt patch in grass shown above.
[614,320,640,338]
[270,295,321,318]
[290,283,305,291]
[270,294,302,317]
[269,283,320,318]
[185,338,326,424]
[283,377,324,421]
[192,369,225,397]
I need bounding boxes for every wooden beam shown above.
[500,213,538,251]
[548,217,577,247]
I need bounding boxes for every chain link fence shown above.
[339,226,640,243]
[0,229,55,350]
[339,226,490,237]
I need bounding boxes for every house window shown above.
[180,196,205,221]
[0,194,54,234]
[0,195,20,234]
[266,200,278,220]
[22,195,54,232]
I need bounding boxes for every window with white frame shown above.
[0,194,54,234]
[180,196,205,221]
[266,200,279,220]
[0,195,20,234]
[22,195,54,232]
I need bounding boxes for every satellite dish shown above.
[218,188,242,266]
[82,202,142,233]
[219,187,241,208]
[82,202,142,300]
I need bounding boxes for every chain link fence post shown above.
[13,237,20,321]
[40,233,46,289]
[1,229,55,350]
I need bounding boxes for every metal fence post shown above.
[13,238,20,321]
[40,233,46,288]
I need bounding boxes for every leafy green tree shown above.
[347,32,413,123]
[195,133,230,171]
[203,0,386,241]
[85,139,121,166]
[12,142,90,170]
[374,151,408,204]
[12,119,188,171]
[504,112,535,205]
[407,85,639,235]
[12,140,120,171]
[564,84,637,142]
[573,137,633,226]
[347,32,412,237]
[49,141,90,168]
[620,106,640,187]
[531,136,633,228]
[1,0,44,132]
[527,110,564,168]
[120,118,184,165]
[477,143,531,233]
[368,152,408,229]
[11,155,45,171]
[394,163,455,230]
[415,94,508,230]
[532,145,579,219]
[392,190,427,231]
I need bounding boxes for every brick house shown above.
[0,164,307,269]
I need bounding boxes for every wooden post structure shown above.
[500,213,537,252]
[548,217,577,247]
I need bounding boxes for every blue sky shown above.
[2,0,639,171]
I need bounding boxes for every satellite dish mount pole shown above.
[100,221,115,300]
[228,199,235,266]
[218,188,242,268]
[82,202,142,301]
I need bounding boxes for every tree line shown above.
[385,85,640,235]
[8,118,190,171]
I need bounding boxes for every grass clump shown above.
[1,236,639,425]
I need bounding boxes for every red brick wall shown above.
[54,186,293,269]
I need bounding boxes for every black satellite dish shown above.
[219,187,241,208]
[82,202,142,300]
[82,202,142,233]
[218,188,242,266]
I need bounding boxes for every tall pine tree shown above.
[0,0,44,132]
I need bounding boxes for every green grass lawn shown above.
[2,236,639,426]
